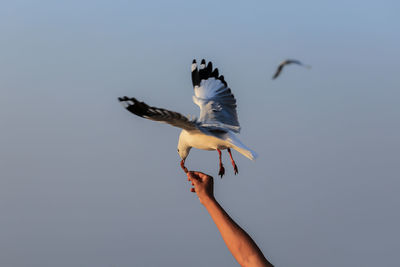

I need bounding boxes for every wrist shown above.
[201,195,216,207]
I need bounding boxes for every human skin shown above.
[187,171,273,267]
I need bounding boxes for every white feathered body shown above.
[179,130,231,150]
[179,129,257,160]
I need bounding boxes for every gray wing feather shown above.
[119,97,199,131]
[191,60,240,133]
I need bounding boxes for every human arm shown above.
[187,171,273,267]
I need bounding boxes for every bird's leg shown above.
[180,159,188,174]
[227,148,239,175]
[217,149,225,178]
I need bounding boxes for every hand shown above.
[187,171,215,205]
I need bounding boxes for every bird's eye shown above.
[177,149,180,152]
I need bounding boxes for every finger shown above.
[191,178,200,187]
[187,171,200,181]
[187,172,195,182]
[194,171,212,181]
[190,187,195,193]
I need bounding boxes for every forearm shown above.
[203,197,272,267]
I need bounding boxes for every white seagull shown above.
[119,59,257,177]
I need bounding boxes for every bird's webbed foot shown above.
[232,163,238,175]
[218,163,225,178]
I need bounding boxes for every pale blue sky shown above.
[1,1,399,266]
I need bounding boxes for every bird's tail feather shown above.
[225,132,258,160]
[232,145,258,160]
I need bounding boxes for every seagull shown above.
[118,59,257,177]
[272,59,311,79]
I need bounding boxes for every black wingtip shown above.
[199,59,206,71]
[206,62,212,73]
[218,75,227,87]
[118,96,130,102]
[211,68,219,78]
[191,60,200,87]
[119,96,139,104]
[118,96,150,118]
[191,59,228,87]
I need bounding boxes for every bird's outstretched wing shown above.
[286,59,303,65]
[118,96,199,131]
[272,64,284,79]
[273,59,308,79]
[191,59,240,133]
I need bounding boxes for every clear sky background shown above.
[1,0,399,266]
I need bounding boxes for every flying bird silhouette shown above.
[272,59,311,79]
[119,59,257,178]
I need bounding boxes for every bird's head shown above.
[177,142,191,160]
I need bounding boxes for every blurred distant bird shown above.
[119,59,257,178]
[272,59,311,79]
